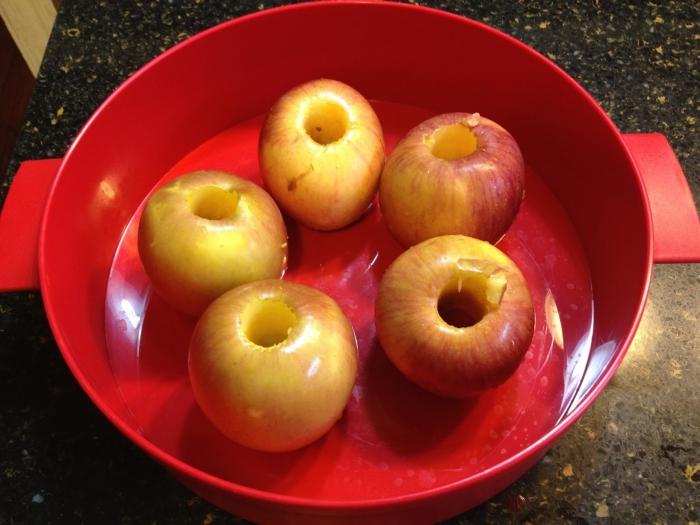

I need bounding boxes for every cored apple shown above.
[138,170,287,316]
[259,78,385,230]
[379,112,525,246]
[188,279,358,452]
[375,235,534,398]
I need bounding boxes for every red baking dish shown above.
[1,2,699,523]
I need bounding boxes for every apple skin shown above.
[138,170,287,316]
[259,78,385,231]
[375,235,534,398]
[379,112,525,246]
[188,279,358,452]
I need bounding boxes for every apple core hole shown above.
[304,99,349,145]
[189,185,239,220]
[429,124,478,160]
[437,288,487,328]
[242,298,297,348]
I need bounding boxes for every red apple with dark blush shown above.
[375,235,534,398]
[379,112,525,246]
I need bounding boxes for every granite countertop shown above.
[1,1,698,524]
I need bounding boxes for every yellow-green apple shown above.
[379,112,525,246]
[259,78,385,230]
[138,170,287,316]
[375,235,534,398]
[188,279,358,452]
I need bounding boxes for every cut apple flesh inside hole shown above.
[437,259,507,328]
[429,123,478,160]
[438,289,486,328]
[304,99,349,145]
[189,185,239,220]
[242,298,297,348]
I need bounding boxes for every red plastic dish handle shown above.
[0,135,698,292]
[622,133,700,264]
[0,159,61,291]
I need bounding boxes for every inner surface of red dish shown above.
[105,101,593,500]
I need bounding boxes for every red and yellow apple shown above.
[259,78,385,230]
[188,279,358,452]
[379,112,525,246]
[375,235,534,398]
[138,170,287,316]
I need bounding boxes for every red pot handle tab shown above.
[622,133,700,264]
[0,159,61,291]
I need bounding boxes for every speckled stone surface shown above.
[1,1,698,524]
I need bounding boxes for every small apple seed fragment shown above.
[189,185,239,220]
[241,298,297,348]
[303,97,350,145]
[464,112,481,128]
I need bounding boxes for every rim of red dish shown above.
[38,1,654,512]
